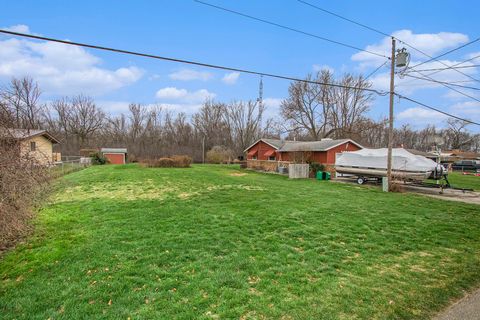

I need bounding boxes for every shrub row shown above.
[141,155,192,168]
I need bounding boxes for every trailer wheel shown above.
[357,177,366,185]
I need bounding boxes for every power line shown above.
[410,64,480,73]
[0,29,386,95]
[397,79,479,87]
[194,0,389,59]
[296,0,480,84]
[396,94,480,126]
[403,74,480,91]
[410,54,480,78]
[297,0,389,37]
[407,37,480,70]
[399,55,480,87]
[364,61,388,80]
[410,70,480,103]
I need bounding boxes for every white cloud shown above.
[222,72,240,85]
[451,101,480,118]
[0,27,144,95]
[464,51,480,62]
[313,64,334,73]
[397,107,448,126]
[442,88,479,101]
[169,68,213,81]
[3,24,32,34]
[395,99,480,129]
[263,97,283,109]
[96,100,204,116]
[352,30,469,68]
[155,87,188,99]
[158,103,204,115]
[97,100,132,114]
[148,74,161,80]
[155,87,216,103]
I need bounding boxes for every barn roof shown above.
[244,138,362,153]
[2,128,59,143]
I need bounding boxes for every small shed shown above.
[101,148,127,164]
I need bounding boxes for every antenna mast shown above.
[258,75,263,109]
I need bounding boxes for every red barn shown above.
[244,138,362,172]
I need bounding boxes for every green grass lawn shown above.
[447,171,480,191]
[1,165,480,319]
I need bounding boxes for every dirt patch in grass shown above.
[177,192,201,200]
[229,173,247,177]
[206,184,265,192]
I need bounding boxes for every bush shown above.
[141,155,192,168]
[171,155,192,168]
[309,162,325,175]
[0,138,50,251]
[128,154,139,163]
[206,146,234,164]
[90,152,108,165]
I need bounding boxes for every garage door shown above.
[105,153,125,164]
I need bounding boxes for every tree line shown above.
[1,72,478,162]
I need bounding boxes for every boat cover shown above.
[336,148,439,172]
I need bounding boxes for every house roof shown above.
[442,150,480,159]
[279,139,362,152]
[243,138,285,152]
[406,149,439,158]
[244,138,362,153]
[2,128,59,143]
[101,148,127,154]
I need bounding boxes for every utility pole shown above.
[386,37,396,192]
[202,135,205,164]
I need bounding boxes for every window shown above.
[30,141,36,151]
[252,156,257,160]
[268,156,276,161]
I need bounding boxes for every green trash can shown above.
[324,171,331,180]
[316,171,324,180]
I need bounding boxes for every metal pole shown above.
[387,37,396,192]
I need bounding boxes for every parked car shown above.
[451,160,480,172]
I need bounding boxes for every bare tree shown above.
[445,119,471,150]
[330,74,373,138]
[67,95,105,147]
[192,100,230,149]
[224,100,264,155]
[1,77,42,129]
[281,70,334,140]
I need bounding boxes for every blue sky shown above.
[1,0,479,132]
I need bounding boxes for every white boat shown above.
[335,148,445,183]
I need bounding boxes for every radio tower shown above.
[258,75,263,109]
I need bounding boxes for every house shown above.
[1,129,59,165]
[101,148,127,164]
[439,150,480,163]
[244,138,363,172]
